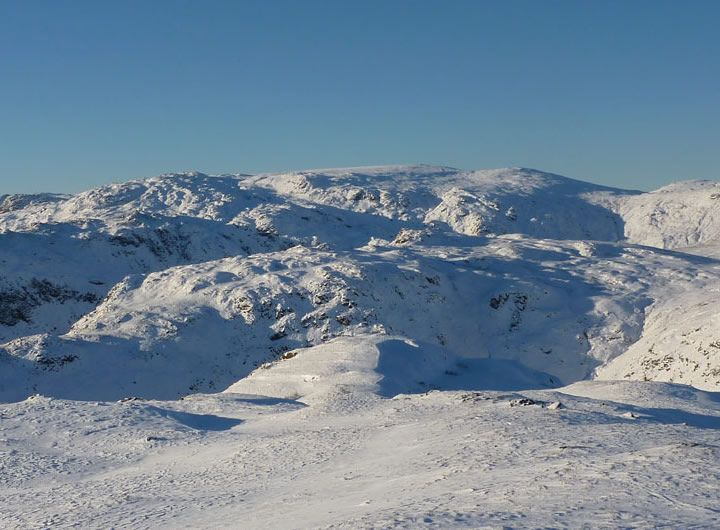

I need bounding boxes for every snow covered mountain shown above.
[3,165,720,528]
[2,165,720,401]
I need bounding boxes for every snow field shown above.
[2,165,720,527]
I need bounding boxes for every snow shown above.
[2,165,720,527]
[2,378,720,528]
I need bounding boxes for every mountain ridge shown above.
[1,165,720,402]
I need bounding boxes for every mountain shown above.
[2,165,720,527]
[2,165,720,401]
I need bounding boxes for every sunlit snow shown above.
[2,166,720,528]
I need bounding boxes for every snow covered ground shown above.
[2,165,720,527]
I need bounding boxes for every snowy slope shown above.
[2,165,720,398]
[610,180,720,248]
[2,165,720,527]
[2,375,719,528]
[8,232,717,401]
[248,165,633,240]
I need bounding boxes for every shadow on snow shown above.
[375,339,560,397]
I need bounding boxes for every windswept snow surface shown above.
[2,165,720,528]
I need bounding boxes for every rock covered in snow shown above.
[1,165,720,401]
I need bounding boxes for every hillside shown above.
[2,165,720,399]
[2,165,720,528]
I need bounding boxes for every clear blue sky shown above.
[1,0,718,194]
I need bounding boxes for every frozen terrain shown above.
[2,165,720,528]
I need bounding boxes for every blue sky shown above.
[1,0,718,194]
